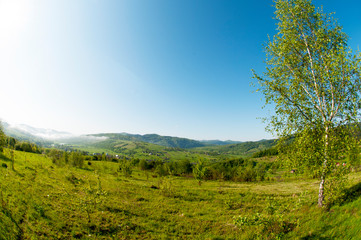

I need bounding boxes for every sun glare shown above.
[0,0,32,40]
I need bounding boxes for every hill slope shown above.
[1,149,361,239]
[86,133,276,158]
[2,122,53,146]
[2,122,275,158]
[192,139,277,156]
[89,133,207,149]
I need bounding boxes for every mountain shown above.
[4,123,73,139]
[192,139,277,156]
[89,133,207,149]
[3,122,242,149]
[200,140,243,146]
[88,133,244,149]
[2,123,209,149]
[2,122,275,156]
[2,122,53,146]
[2,122,106,146]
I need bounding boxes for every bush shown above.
[193,160,209,185]
[119,160,132,177]
[238,166,257,182]
[178,159,193,175]
[70,152,84,168]
[49,149,63,166]
[139,159,151,170]
[155,164,169,177]
[13,141,41,153]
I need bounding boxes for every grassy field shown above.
[1,149,361,239]
[73,139,229,163]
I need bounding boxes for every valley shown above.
[1,149,360,239]
[1,122,361,239]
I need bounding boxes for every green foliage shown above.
[194,139,277,157]
[154,163,169,177]
[119,159,132,178]
[204,158,272,182]
[224,194,243,210]
[254,0,361,207]
[1,122,53,147]
[177,159,193,174]
[347,132,361,171]
[192,159,209,185]
[5,137,16,149]
[14,141,40,153]
[90,133,207,149]
[238,166,258,182]
[138,159,150,170]
[1,150,361,239]
[234,213,274,227]
[78,173,108,224]
[166,159,193,176]
[279,125,358,206]
[252,147,278,158]
[157,177,175,197]
[70,151,84,168]
[0,122,5,153]
[3,133,41,154]
[48,149,61,165]
[47,149,86,168]
[234,212,296,239]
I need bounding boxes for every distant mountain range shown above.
[2,122,242,149]
[2,122,107,146]
[200,140,243,146]
[88,133,243,149]
[3,122,74,140]
[3,122,55,145]
[1,122,275,156]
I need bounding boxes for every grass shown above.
[73,139,226,163]
[1,149,361,239]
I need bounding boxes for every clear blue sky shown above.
[0,0,360,141]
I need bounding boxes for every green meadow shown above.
[1,149,361,239]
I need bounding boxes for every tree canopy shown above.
[254,0,361,207]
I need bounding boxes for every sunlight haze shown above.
[0,0,360,141]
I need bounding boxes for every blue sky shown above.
[0,0,360,141]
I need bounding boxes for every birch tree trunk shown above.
[318,125,329,207]
[318,176,325,207]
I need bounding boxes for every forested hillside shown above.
[88,133,236,149]
[192,139,276,156]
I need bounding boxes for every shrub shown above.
[119,160,132,177]
[178,159,193,175]
[238,166,257,182]
[155,164,169,177]
[70,152,84,168]
[193,159,209,185]
[139,159,151,170]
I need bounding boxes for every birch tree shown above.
[254,0,361,207]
